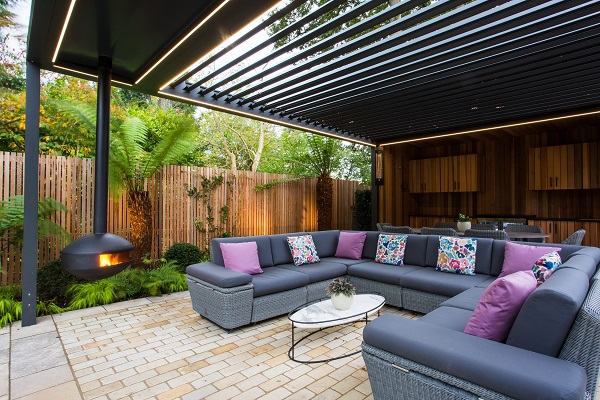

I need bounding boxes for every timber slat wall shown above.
[381,114,600,248]
[1,152,365,285]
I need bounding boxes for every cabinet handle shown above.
[556,177,558,187]
[453,181,456,190]
[424,182,427,191]
[549,224,552,234]
[549,177,552,188]
[555,223,558,233]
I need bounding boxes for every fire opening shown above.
[99,252,131,267]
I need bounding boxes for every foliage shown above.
[37,259,83,307]
[254,177,302,191]
[163,242,202,273]
[352,189,371,230]
[0,33,24,90]
[0,195,72,257]
[0,285,20,327]
[186,173,235,249]
[268,0,389,52]
[67,274,133,310]
[326,278,356,297]
[458,213,472,222]
[67,260,187,310]
[198,111,276,171]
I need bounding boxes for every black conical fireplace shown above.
[61,57,134,280]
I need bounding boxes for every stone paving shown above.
[4,291,420,400]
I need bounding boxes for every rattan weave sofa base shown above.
[402,288,450,314]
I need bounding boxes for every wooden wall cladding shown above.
[380,114,600,246]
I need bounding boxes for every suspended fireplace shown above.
[61,56,134,280]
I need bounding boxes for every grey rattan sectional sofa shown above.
[186,230,600,400]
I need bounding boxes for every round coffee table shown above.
[288,293,385,363]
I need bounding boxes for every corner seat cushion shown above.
[348,262,423,285]
[276,261,348,284]
[561,254,598,279]
[251,267,310,297]
[440,287,487,311]
[186,262,252,288]
[363,314,587,400]
[320,256,370,267]
[419,305,473,332]
[569,247,600,265]
[398,268,491,297]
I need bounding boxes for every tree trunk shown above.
[127,191,153,266]
[316,173,333,231]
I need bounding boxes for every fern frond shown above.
[142,127,197,177]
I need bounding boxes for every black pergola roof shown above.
[27,0,600,146]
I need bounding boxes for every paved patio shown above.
[2,291,419,400]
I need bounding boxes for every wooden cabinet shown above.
[583,142,600,189]
[535,220,600,247]
[529,143,595,190]
[410,154,478,193]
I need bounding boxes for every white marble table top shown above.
[288,294,385,329]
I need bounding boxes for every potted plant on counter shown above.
[327,278,356,310]
[457,213,472,232]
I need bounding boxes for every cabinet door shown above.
[583,142,600,189]
[409,160,422,193]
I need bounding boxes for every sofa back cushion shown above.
[425,235,493,274]
[362,231,381,259]
[506,267,589,357]
[402,235,429,266]
[211,236,274,268]
[561,254,598,279]
[269,232,308,265]
[464,270,537,342]
[309,230,340,258]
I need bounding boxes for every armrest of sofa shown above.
[363,313,586,400]
[186,262,252,288]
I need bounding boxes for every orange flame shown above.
[98,252,131,267]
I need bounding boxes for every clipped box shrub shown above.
[164,242,203,272]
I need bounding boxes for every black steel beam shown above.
[22,61,40,326]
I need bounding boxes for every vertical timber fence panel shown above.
[0,151,365,285]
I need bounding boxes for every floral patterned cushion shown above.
[436,237,477,275]
[531,251,562,284]
[287,235,320,266]
[374,234,408,266]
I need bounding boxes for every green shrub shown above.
[37,258,83,307]
[139,260,187,297]
[352,189,371,230]
[163,242,202,272]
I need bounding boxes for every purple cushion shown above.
[464,270,537,342]
[499,242,562,278]
[219,242,263,275]
[335,231,367,260]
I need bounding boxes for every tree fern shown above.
[0,195,71,253]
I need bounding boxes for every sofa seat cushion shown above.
[277,261,348,283]
[398,268,491,297]
[561,253,598,279]
[440,287,487,311]
[419,305,473,332]
[475,276,496,288]
[363,314,587,400]
[320,256,370,267]
[348,262,423,285]
[569,247,600,265]
[251,267,310,297]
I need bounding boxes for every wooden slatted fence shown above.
[0,152,367,285]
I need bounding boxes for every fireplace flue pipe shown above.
[94,56,111,234]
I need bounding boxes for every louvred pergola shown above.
[22,0,600,324]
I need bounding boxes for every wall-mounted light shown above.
[375,147,383,185]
